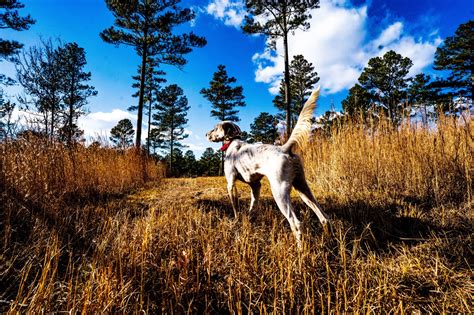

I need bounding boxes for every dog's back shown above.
[226,141,301,183]
[227,88,320,182]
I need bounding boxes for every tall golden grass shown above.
[0,116,472,313]
[1,138,165,201]
[303,115,472,205]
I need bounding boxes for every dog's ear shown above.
[222,122,241,139]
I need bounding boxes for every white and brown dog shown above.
[206,87,329,245]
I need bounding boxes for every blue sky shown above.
[2,0,473,156]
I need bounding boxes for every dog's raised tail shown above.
[281,86,320,154]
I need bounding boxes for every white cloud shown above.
[373,22,404,48]
[181,141,208,153]
[206,0,246,28]
[379,36,442,76]
[78,109,137,141]
[10,108,42,129]
[252,0,369,94]
[363,22,442,77]
[208,0,442,95]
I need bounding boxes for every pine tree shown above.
[183,149,197,176]
[164,148,185,176]
[100,0,206,148]
[0,97,15,139]
[17,40,64,139]
[242,0,320,136]
[341,84,373,117]
[200,64,245,175]
[433,20,473,99]
[17,41,96,142]
[129,57,166,153]
[1,0,34,138]
[200,65,245,122]
[56,42,97,145]
[199,147,220,176]
[316,110,343,135]
[407,74,434,105]
[0,0,35,62]
[1,0,34,112]
[407,73,439,126]
[250,112,278,144]
[358,50,413,122]
[110,118,134,149]
[273,55,319,127]
[152,84,189,174]
[147,127,163,155]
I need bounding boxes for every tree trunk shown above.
[170,118,174,175]
[146,96,152,154]
[220,109,225,176]
[51,98,55,140]
[471,67,473,101]
[68,74,75,146]
[423,103,427,128]
[136,44,148,148]
[283,32,291,138]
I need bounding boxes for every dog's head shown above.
[206,121,241,142]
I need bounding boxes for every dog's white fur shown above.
[206,87,329,245]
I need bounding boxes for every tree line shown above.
[1,0,472,178]
[341,20,472,124]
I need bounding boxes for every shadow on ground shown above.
[195,193,471,255]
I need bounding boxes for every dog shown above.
[206,87,329,246]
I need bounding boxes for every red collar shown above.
[219,140,233,151]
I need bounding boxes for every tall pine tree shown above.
[100,0,206,148]
[17,40,96,142]
[17,40,64,139]
[200,64,245,175]
[57,42,97,145]
[129,57,166,153]
[200,64,245,122]
[433,20,473,99]
[0,0,35,62]
[242,0,320,136]
[152,84,189,174]
[273,55,319,127]
[1,0,34,133]
[358,50,413,122]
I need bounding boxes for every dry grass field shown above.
[1,116,472,313]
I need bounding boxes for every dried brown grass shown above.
[0,116,472,313]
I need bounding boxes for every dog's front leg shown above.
[225,168,240,218]
[227,180,239,218]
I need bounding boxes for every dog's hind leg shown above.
[269,179,302,247]
[249,181,261,214]
[293,175,329,225]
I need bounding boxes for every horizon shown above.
[1,0,473,156]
